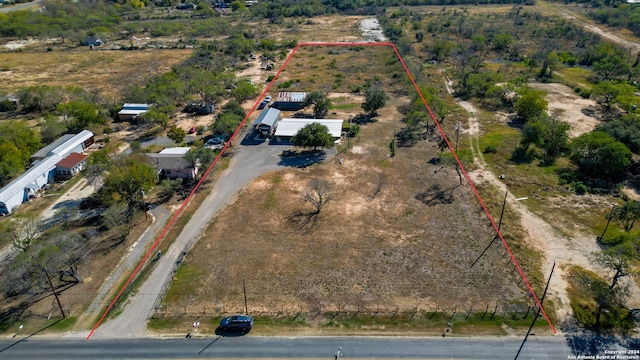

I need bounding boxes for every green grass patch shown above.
[331,103,360,110]
[46,316,78,332]
[148,316,184,331]
[566,266,635,331]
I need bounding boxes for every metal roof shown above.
[49,130,93,157]
[147,147,191,170]
[122,103,150,110]
[0,155,61,202]
[31,134,75,159]
[275,92,307,103]
[252,108,281,127]
[56,152,88,169]
[274,119,343,138]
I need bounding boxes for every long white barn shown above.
[0,130,94,215]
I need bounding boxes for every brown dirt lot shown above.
[0,48,193,95]
[164,47,537,321]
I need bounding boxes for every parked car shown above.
[264,95,272,102]
[219,315,253,332]
[205,137,225,150]
[188,126,196,134]
[257,100,269,110]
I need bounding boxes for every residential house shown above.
[147,147,197,180]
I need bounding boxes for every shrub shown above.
[483,145,498,154]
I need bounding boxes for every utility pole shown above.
[455,122,461,153]
[45,268,65,319]
[243,279,248,315]
[498,189,508,232]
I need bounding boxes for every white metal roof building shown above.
[0,130,94,215]
[274,118,344,138]
[252,108,281,136]
[31,130,94,160]
[0,155,61,215]
[118,103,151,121]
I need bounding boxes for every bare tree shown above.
[304,179,332,214]
[102,201,134,240]
[11,214,44,251]
[592,243,638,290]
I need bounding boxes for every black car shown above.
[219,315,253,332]
[257,100,269,110]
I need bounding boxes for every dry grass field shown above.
[163,46,539,328]
[0,49,193,95]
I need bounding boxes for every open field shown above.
[0,49,193,96]
[159,46,542,334]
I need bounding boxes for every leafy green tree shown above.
[167,125,186,145]
[291,123,334,150]
[40,114,68,144]
[185,147,216,169]
[102,158,156,205]
[303,92,332,118]
[85,147,112,188]
[213,112,242,135]
[515,88,548,121]
[232,79,258,102]
[543,119,571,163]
[610,200,640,232]
[57,100,105,132]
[430,39,454,61]
[139,109,169,129]
[591,81,636,113]
[17,85,66,112]
[0,121,42,186]
[362,88,388,116]
[597,114,640,153]
[570,131,632,181]
[492,34,513,52]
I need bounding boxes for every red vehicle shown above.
[188,127,196,134]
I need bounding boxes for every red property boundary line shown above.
[87,41,555,339]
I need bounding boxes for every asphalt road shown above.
[0,335,578,359]
[0,0,41,13]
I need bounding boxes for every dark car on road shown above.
[219,315,253,332]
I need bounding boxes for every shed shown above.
[271,92,307,111]
[147,147,197,180]
[252,108,281,137]
[274,118,343,138]
[56,153,89,179]
[118,103,151,121]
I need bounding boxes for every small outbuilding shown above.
[274,118,343,139]
[147,147,197,180]
[56,153,89,179]
[118,103,151,121]
[252,107,281,137]
[271,92,307,111]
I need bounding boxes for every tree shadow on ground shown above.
[0,318,63,354]
[288,210,319,233]
[396,127,421,148]
[278,150,326,168]
[415,183,462,206]
[352,113,377,125]
[562,320,640,357]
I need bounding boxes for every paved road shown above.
[0,0,41,12]
[0,335,583,359]
[90,134,336,338]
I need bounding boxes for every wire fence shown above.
[150,302,541,323]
